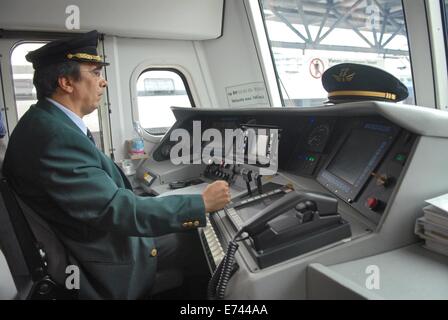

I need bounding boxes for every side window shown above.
[11,43,43,119]
[11,42,104,150]
[135,69,194,135]
[260,0,415,106]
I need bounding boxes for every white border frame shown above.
[244,0,282,107]
[403,0,437,108]
[425,0,448,110]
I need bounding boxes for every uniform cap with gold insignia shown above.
[321,63,408,104]
[25,30,109,69]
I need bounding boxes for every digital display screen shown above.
[326,128,388,185]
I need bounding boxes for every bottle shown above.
[131,121,145,155]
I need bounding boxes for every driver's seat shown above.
[0,177,74,299]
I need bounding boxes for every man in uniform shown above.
[2,30,230,299]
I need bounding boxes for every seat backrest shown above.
[18,195,68,285]
[0,195,23,299]
[0,248,17,299]
[0,178,73,299]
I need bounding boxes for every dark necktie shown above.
[86,128,96,146]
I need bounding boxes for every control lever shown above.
[228,165,237,185]
[295,200,317,223]
[255,174,263,195]
[241,169,253,197]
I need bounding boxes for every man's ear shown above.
[57,76,75,94]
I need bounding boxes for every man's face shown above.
[73,63,107,116]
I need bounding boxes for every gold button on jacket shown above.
[150,248,158,257]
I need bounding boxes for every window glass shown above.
[260,0,415,106]
[11,42,103,148]
[11,43,43,119]
[136,69,193,135]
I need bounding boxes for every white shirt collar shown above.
[46,97,87,135]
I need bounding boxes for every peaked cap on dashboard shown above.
[321,63,408,104]
[25,30,109,69]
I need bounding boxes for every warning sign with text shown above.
[226,82,269,107]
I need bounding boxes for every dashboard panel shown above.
[140,102,448,299]
[152,110,415,225]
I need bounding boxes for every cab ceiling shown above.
[0,0,224,40]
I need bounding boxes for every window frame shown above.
[245,0,283,107]
[442,0,448,57]
[438,0,448,110]
[130,62,196,143]
[420,0,448,110]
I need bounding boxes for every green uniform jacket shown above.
[2,99,206,299]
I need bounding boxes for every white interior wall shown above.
[200,0,269,108]
[103,0,271,160]
[1,0,224,40]
[103,36,216,161]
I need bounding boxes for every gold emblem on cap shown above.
[333,68,355,82]
[329,90,396,101]
[67,53,102,62]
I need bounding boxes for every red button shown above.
[366,197,379,210]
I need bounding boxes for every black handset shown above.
[240,190,338,236]
[210,189,342,299]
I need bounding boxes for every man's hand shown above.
[202,180,231,213]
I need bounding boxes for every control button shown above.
[371,172,392,187]
[366,197,380,210]
[395,153,407,162]
[377,175,389,186]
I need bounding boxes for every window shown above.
[11,43,43,119]
[136,69,194,135]
[260,0,415,107]
[11,42,104,149]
